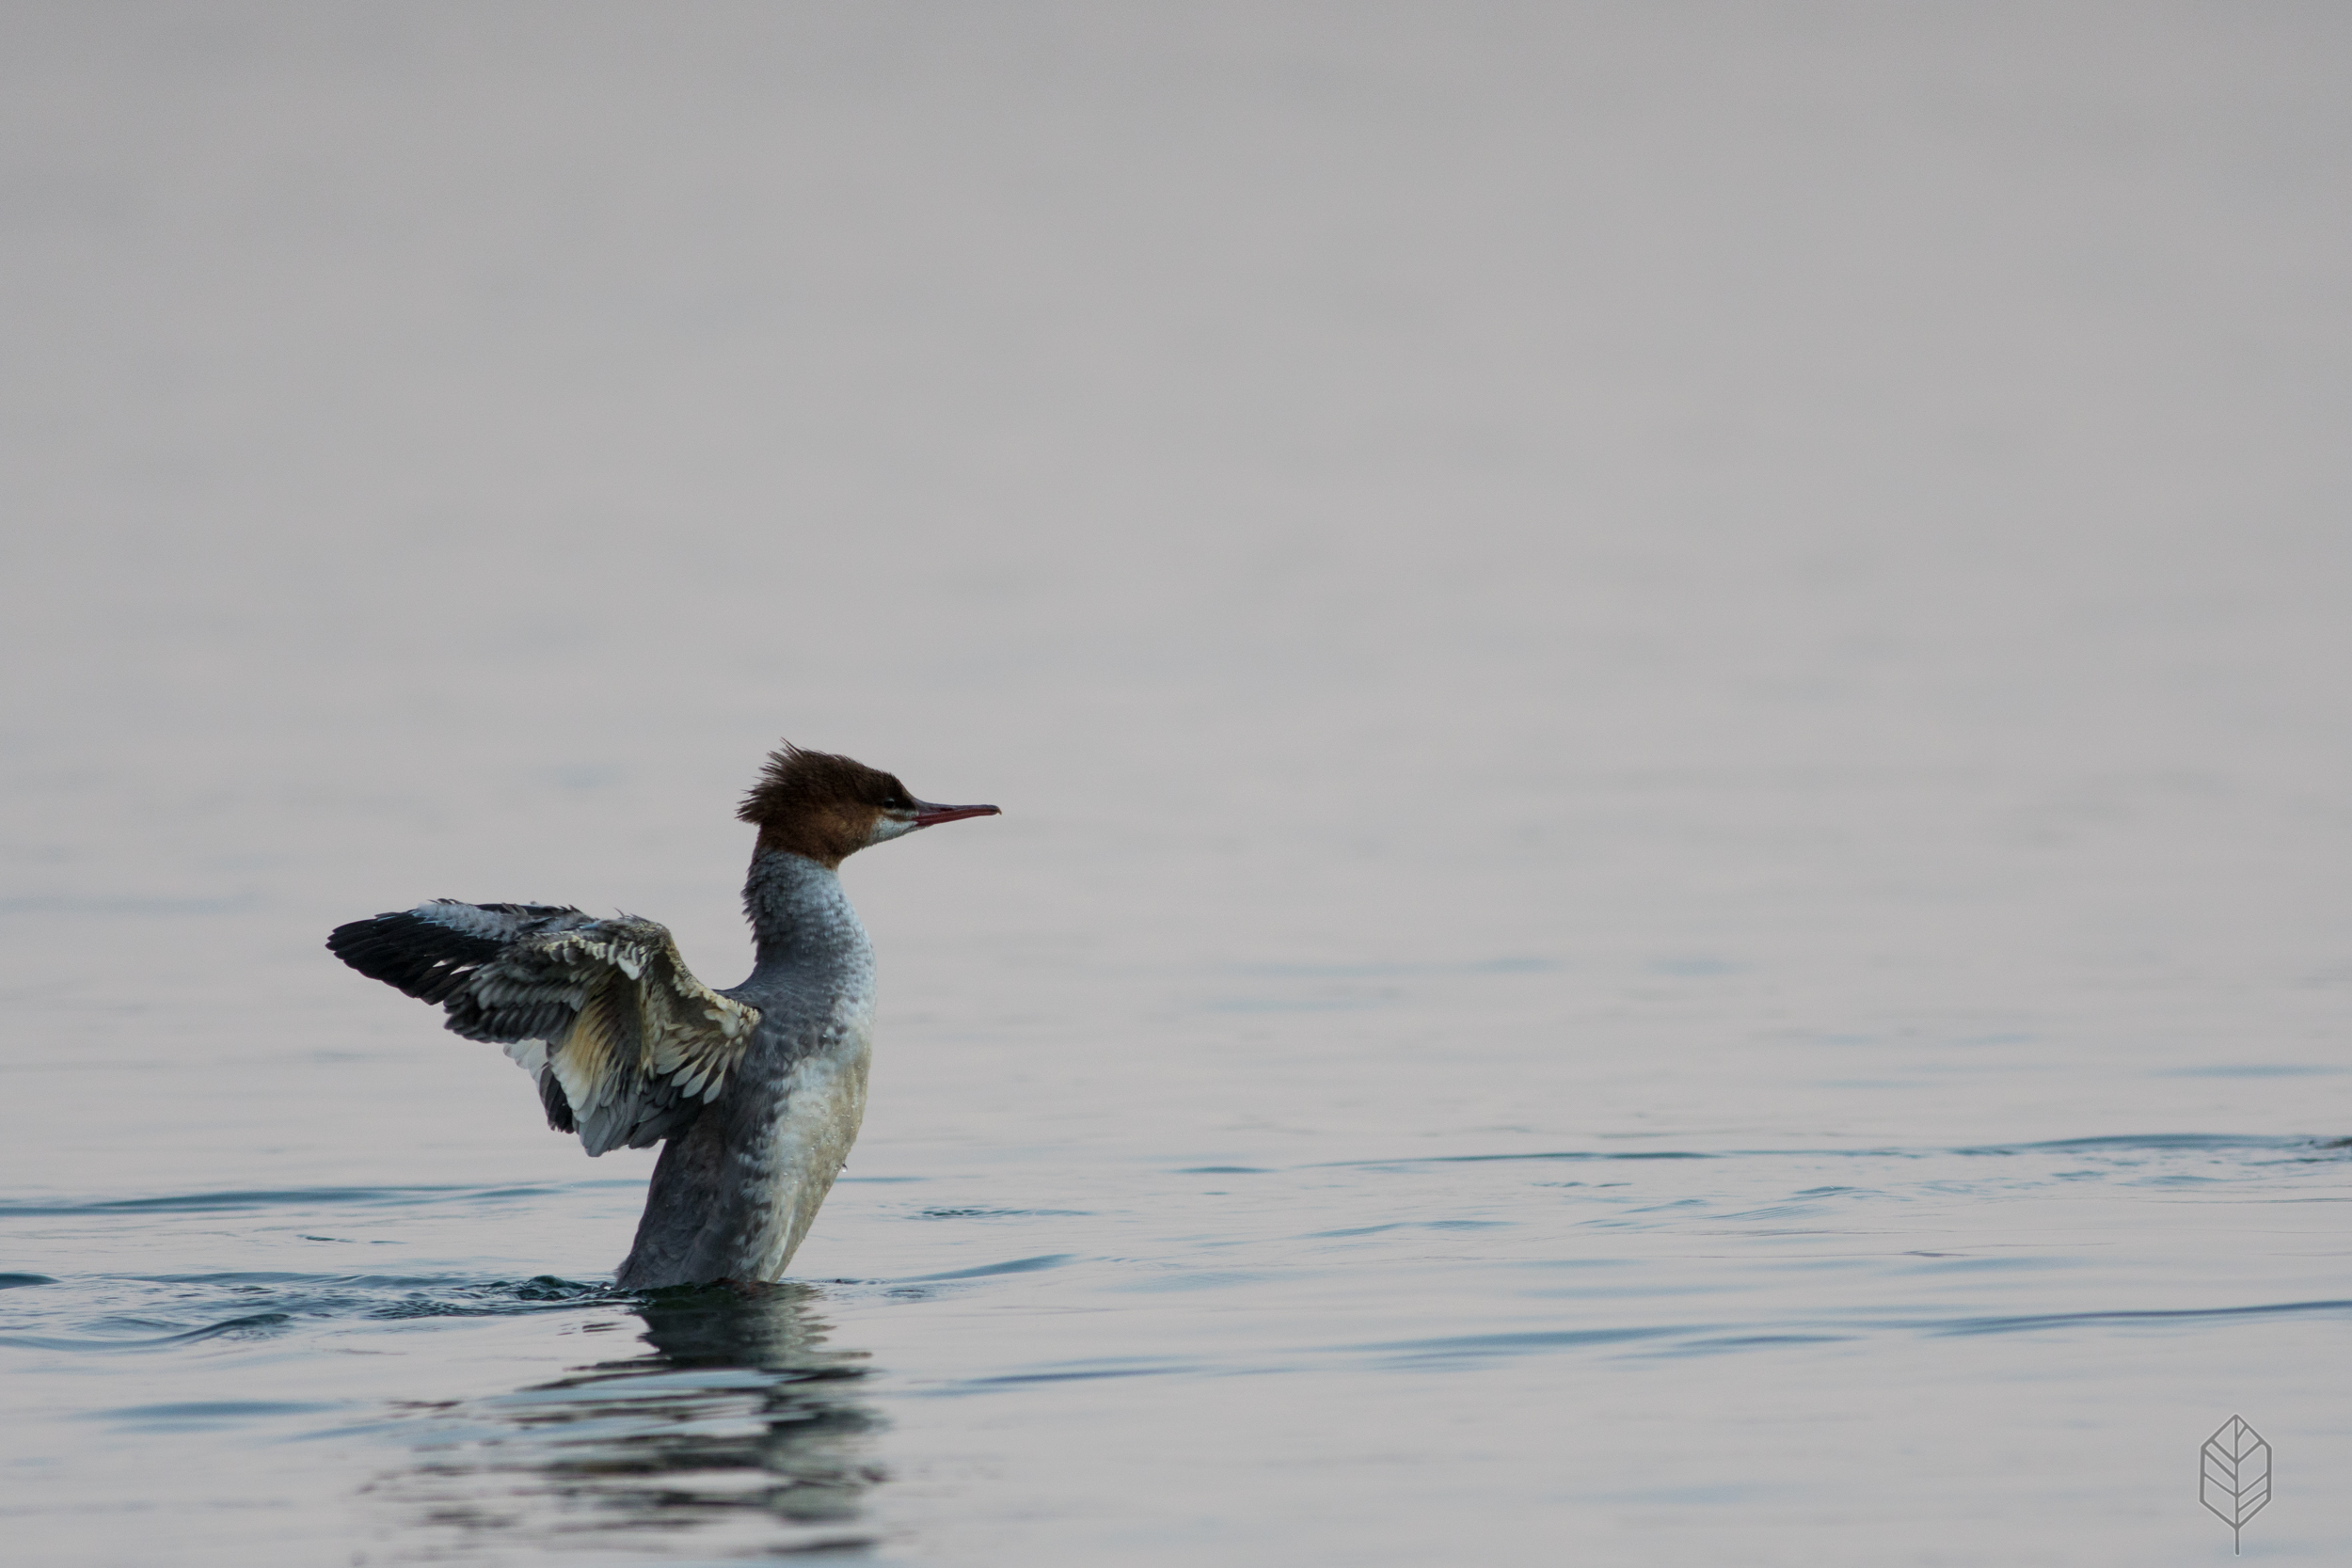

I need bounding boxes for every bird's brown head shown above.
[739,742,1000,867]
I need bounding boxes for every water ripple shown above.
[1923,1297,2352,1337]
[0,1184,569,1217]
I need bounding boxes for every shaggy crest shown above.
[739,743,913,823]
[739,743,914,864]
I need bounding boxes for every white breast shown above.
[746,1015,872,1280]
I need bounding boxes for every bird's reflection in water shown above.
[375,1283,882,1559]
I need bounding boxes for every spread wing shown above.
[326,900,761,1156]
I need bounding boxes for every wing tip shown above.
[539,1069,577,1134]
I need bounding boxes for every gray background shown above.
[4,5,2348,1564]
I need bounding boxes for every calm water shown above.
[5,6,2351,1563]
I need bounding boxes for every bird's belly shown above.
[745,1038,870,1280]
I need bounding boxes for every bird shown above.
[326,742,999,1288]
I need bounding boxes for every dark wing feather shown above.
[328,900,761,1155]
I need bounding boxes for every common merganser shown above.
[326,743,998,1287]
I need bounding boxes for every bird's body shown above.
[327,744,996,1288]
[617,850,876,1287]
